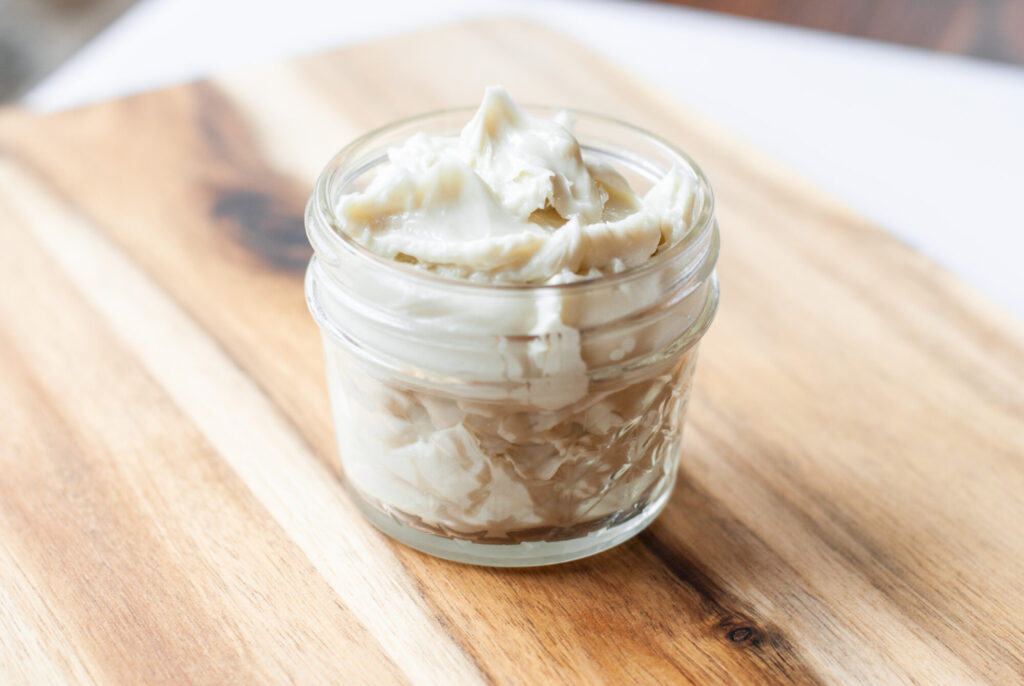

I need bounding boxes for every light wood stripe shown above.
[212,63,364,186]
[0,541,97,686]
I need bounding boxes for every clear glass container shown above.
[305,107,720,566]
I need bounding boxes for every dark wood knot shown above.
[728,626,756,643]
[718,617,764,647]
[210,186,311,273]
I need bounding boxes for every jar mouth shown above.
[307,105,718,294]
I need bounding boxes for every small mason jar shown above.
[305,107,720,566]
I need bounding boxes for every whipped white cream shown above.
[337,86,694,285]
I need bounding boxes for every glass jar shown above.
[305,107,720,566]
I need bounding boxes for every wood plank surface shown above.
[0,19,1022,685]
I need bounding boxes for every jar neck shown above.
[304,107,720,393]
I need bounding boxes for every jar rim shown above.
[307,105,717,293]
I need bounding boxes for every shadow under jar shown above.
[305,107,720,566]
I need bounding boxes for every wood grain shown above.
[1,19,1022,685]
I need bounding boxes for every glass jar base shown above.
[347,486,674,567]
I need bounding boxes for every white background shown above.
[24,0,1024,320]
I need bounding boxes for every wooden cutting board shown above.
[1,19,1021,685]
